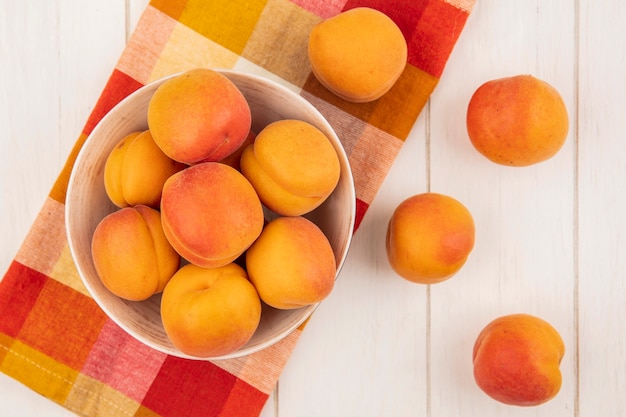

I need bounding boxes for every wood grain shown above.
[0,2,131,416]
[578,0,626,416]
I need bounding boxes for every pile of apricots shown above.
[91,68,341,358]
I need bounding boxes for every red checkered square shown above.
[141,356,243,417]
[343,0,428,43]
[83,69,144,135]
[0,262,48,337]
[407,0,470,77]
[216,378,269,417]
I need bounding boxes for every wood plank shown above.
[578,0,626,415]
[428,0,578,415]
[0,1,126,416]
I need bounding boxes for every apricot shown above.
[91,205,180,301]
[386,192,475,284]
[160,162,264,269]
[466,74,569,166]
[103,130,186,208]
[240,119,340,216]
[147,68,252,164]
[161,263,262,358]
[307,7,407,102]
[103,131,140,207]
[246,216,336,310]
[473,313,565,406]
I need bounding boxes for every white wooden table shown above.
[1,1,625,416]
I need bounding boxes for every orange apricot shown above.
[240,119,340,216]
[308,7,407,102]
[91,205,180,301]
[103,130,186,208]
[246,216,336,309]
[161,263,262,358]
[386,193,475,284]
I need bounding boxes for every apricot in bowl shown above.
[65,69,356,360]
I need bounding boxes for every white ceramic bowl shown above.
[65,69,356,360]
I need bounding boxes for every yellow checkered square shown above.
[178,0,268,54]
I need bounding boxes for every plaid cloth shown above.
[0,0,475,416]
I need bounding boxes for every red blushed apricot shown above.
[466,74,569,166]
[473,313,565,406]
[147,68,252,164]
[91,205,180,301]
[160,162,264,268]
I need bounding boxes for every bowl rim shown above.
[65,68,356,360]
